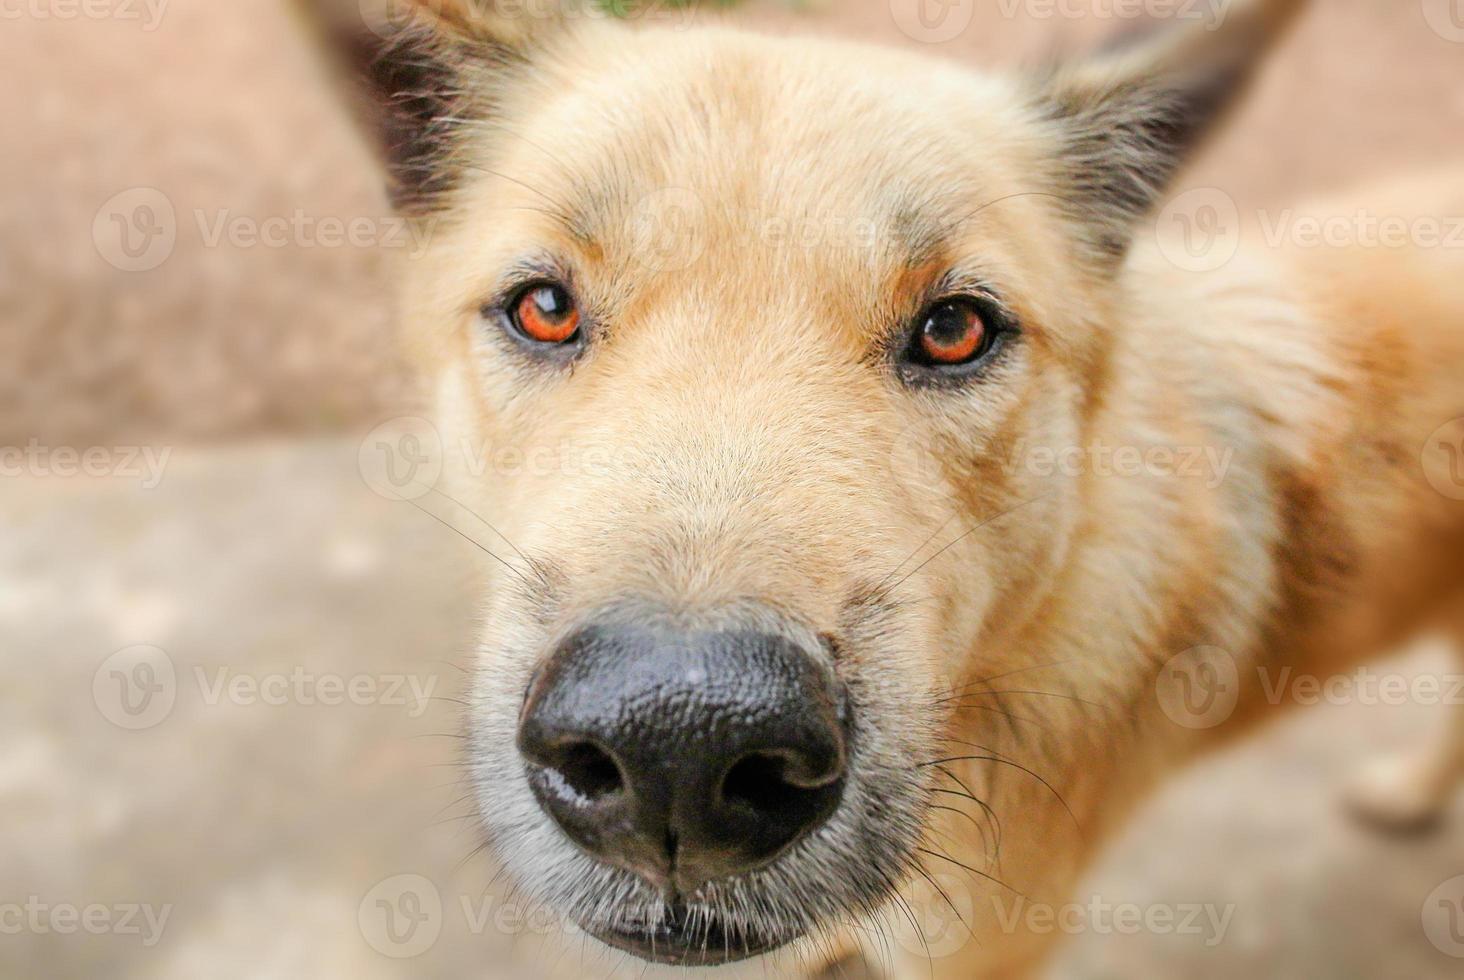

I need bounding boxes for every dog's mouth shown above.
[588,905,786,966]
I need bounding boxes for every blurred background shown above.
[3,0,1463,976]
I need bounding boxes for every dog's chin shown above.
[586,905,791,967]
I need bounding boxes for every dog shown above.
[299,0,1464,975]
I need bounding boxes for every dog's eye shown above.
[509,282,581,345]
[905,298,994,369]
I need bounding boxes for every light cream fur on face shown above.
[303,0,1464,974]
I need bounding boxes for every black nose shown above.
[516,622,848,894]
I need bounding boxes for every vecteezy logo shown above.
[1155,645,1240,729]
[1422,418,1464,501]
[1154,187,1241,273]
[1421,0,1464,43]
[1423,874,1464,957]
[92,188,177,272]
[890,0,975,43]
[358,874,443,958]
[887,419,952,498]
[625,187,705,273]
[358,417,444,501]
[93,645,177,730]
[894,871,975,958]
[358,0,431,40]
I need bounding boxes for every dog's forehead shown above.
[477,28,1044,296]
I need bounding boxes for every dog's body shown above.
[305,1,1464,975]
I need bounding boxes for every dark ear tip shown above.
[1036,0,1308,269]
[291,0,482,215]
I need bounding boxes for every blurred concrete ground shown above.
[3,443,1462,978]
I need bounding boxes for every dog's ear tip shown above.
[294,0,562,215]
[1036,0,1309,269]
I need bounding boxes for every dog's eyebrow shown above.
[534,170,991,277]
[560,189,613,251]
[463,150,606,250]
[888,202,953,267]
[884,184,1012,270]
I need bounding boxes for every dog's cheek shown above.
[915,367,1084,668]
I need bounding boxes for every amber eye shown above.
[510,282,581,345]
[910,298,991,368]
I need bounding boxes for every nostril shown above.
[555,742,625,802]
[722,754,788,813]
[721,752,836,815]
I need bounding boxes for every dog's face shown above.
[432,31,1090,965]
[310,0,1298,967]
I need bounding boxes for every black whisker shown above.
[946,700,1054,735]
[928,802,993,861]
[930,789,1004,861]
[872,511,961,596]
[401,494,538,590]
[910,862,973,938]
[424,485,553,588]
[930,764,1006,867]
[942,688,1112,712]
[461,164,579,227]
[916,847,1028,900]
[883,491,1057,597]
[948,190,1079,234]
[924,755,1080,832]
[934,659,1080,701]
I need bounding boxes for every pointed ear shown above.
[1033,0,1307,266]
[293,0,561,214]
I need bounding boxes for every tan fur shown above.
[310,1,1464,975]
